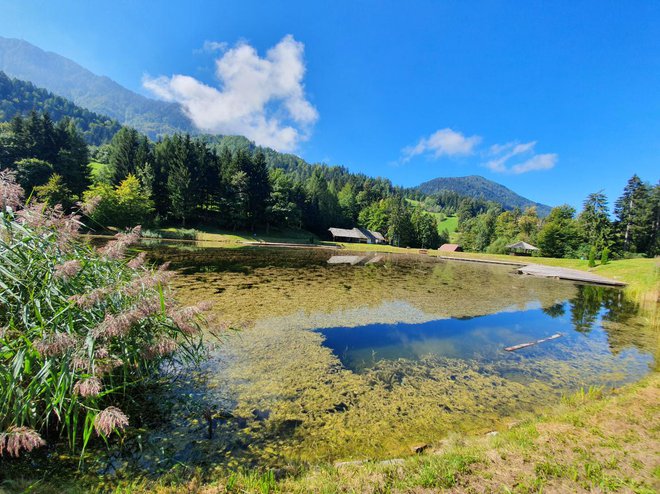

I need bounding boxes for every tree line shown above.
[450,180,659,258]
[1,111,656,256]
[0,112,445,248]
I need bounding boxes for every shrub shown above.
[34,173,73,209]
[14,158,54,193]
[0,170,206,458]
[600,246,610,265]
[588,246,597,267]
[83,174,154,228]
[486,237,510,254]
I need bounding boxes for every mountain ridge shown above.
[0,36,194,139]
[0,70,121,145]
[417,175,552,216]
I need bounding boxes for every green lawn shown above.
[146,226,319,246]
[437,215,458,235]
[405,199,459,236]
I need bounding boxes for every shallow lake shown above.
[124,244,655,471]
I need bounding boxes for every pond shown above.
[119,244,655,472]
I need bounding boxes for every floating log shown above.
[505,333,562,352]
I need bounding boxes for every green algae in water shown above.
[118,245,655,471]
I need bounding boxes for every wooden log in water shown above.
[505,333,562,352]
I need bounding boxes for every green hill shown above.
[417,175,552,216]
[0,71,121,145]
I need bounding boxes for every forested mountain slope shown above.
[417,175,552,216]
[0,71,121,145]
[0,36,194,138]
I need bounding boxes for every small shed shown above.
[439,243,463,252]
[506,241,539,256]
[328,227,386,244]
[368,230,387,244]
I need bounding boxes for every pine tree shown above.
[166,137,194,227]
[109,127,141,184]
[579,191,612,252]
[614,175,652,253]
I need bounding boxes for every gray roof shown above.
[506,241,539,251]
[328,227,367,240]
[328,227,385,241]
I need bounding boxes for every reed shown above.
[0,171,206,459]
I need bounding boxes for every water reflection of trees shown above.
[562,285,653,357]
[567,285,639,333]
[542,302,566,319]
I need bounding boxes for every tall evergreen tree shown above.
[109,127,141,184]
[614,175,652,254]
[579,191,612,252]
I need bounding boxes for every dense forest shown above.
[0,71,121,145]
[0,110,657,256]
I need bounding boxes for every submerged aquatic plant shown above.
[0,173,208,458]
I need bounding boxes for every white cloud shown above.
[510,153,558,174]
[144,35,318,152]
[485,140,536,172]
[485,141,557,174]
[402,128,481,162]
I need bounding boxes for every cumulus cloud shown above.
[485,140,557,174]
[144,35,318,152]
[402,128,481,162]
[401,128,557,174]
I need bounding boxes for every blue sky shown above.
[1,0,658,209]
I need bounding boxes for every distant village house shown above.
[328,227,387,244]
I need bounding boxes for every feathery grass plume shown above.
[73,377,103,397]
[167,301,212,335]
[144,338,178,359]
[54,260,82,279]
[69,285,111,308]
[98,226,142,260]
[127,251,147,269]
[0,426,45,457]
[33,333,77,357]
[0,170,24,211]
[16,203,81,246]
[94,407,129,436]
[80,195,101,216]
[92,296,162,339]
[123,269,175,297]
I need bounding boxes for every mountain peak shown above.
[417,175,552,216]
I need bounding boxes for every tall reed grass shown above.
[0,170,206,458]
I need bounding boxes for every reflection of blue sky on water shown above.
[317,296,654,376]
